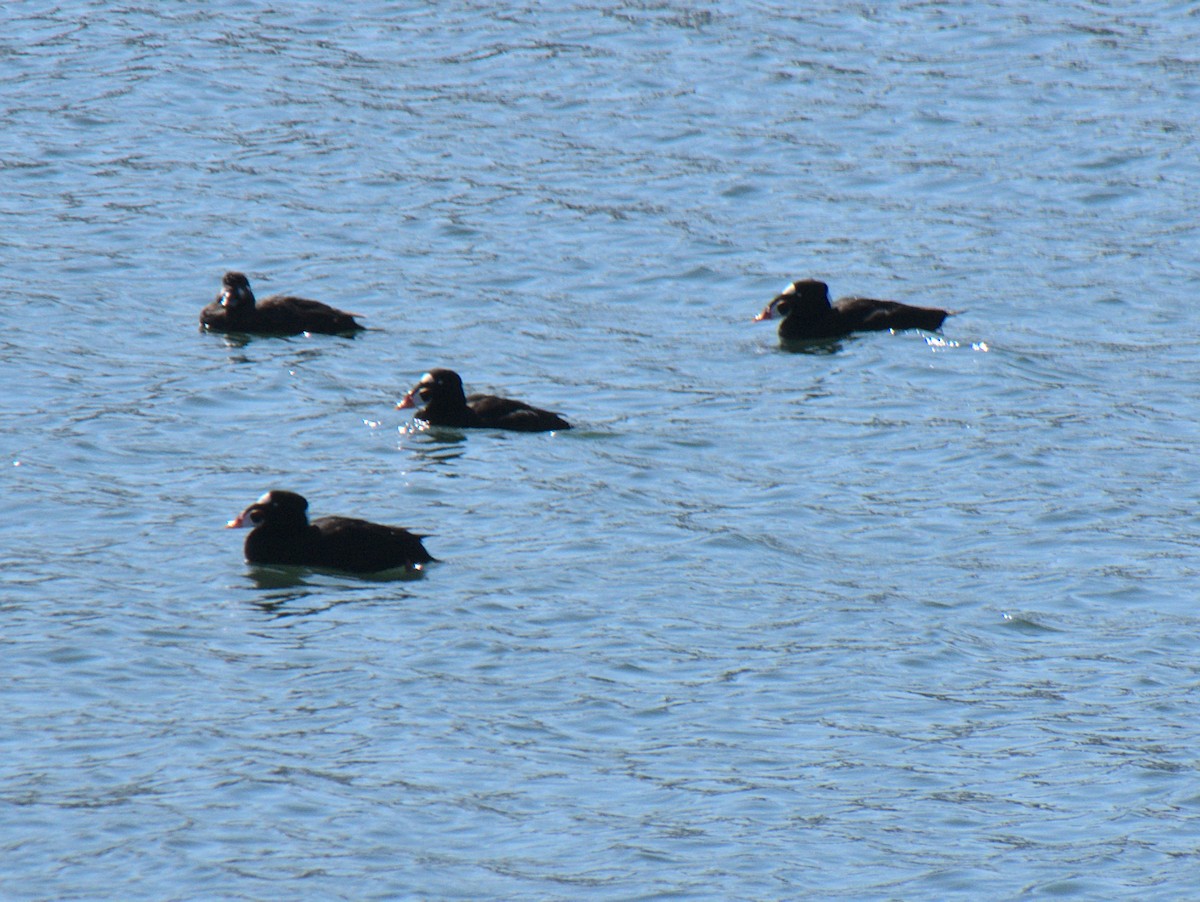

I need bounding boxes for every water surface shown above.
[3,2,1200,898]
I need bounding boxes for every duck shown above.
[396,368,571,432]
[226,490,434,573]
[200,271,365,335]
[754,278,951,341]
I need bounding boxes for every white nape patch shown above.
[220,292,233,307]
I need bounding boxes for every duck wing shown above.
[310,516,434,572]
[256,295,364,334]
[466,393,571,432]
[833,297,948,332]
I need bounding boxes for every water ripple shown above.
[3,1,1200,899]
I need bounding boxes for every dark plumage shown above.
[200,271,364,335]
[226,490,434,573]
[396,369,568,434]
[396,368,571,433]
[754,278,951,341]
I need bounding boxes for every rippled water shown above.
[3,2,1200,898]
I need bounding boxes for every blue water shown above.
[3,2,1200,898]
